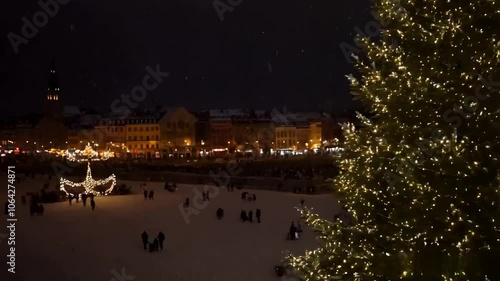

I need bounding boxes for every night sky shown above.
[1,0,371,115]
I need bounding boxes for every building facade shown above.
[158,107,197,157]
[125,116,160,159]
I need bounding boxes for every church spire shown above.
[45,59,62,118]
[48,59,60,93]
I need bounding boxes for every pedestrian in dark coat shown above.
[256,208,261,223]
[184,198,190,208]
[216,208,223,220]
[248,210,253,223]
[289,222,297,241]
[240,210,247,222]
[68,195,73,205]
[82,194,88,207]
[206,191,210,201]
[252,194,256,202]
[38,205,44,216]
[202,191,207,201]
[75,195,79,203]
[143,185,148,200]
[141,231,149,250]
[4,202,8,215]
[157,232,165,250]
[164,181,169,190]
[149,190,154,200]
[90,199,96,210]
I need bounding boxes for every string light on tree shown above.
[287,0,500,280]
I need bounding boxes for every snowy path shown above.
[0,177,339,281]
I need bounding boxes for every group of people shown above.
[241,192,256,203]
[141,231,166,252]
[143,184,155,200]
[68,193,96,210]
[240,208,262,223]
[164,181,177,192]
[226,183,241,192]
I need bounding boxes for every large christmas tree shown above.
[288,0,500,280]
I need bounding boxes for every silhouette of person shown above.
[256,208,261,223]
[240,210,247,222]
[248,210,253,223]
[300,198,305,206]
[141,231,149,250]
[289,222,297,241]
[149,190,154,200]
[82,194,88,207]
[206,191,210,201]
[184,198,190,208]
[38,205,44,216]
[90,199,96,210]
[157,232,165,250]
[252,194,256,202]
[216,208,223,220]
[143,185,148,200]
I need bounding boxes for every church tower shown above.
[37,59,67,148]
[45,59,63,119]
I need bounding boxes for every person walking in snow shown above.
[248,210,253,223]
[289,222,297,241]
[216,208,224,220]
[149,190,155,200]
[38,205,44,216]
[90,199,96,211]
[157,231,165,250]
[141,231,149,250]
[240,210,248,222]
[256,208,261,223]
[82,194,88,207]
[143,184,148,200]
[184,198,190,208]
[252,194,256,202]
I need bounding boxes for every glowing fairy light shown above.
[60,161,116,196]
[61,143,116,196]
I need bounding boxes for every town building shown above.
[125,115,160,159]
[158,107,197,158]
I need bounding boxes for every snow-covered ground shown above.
[1,176,339,281]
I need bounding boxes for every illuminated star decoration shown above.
[60,143,116,196]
